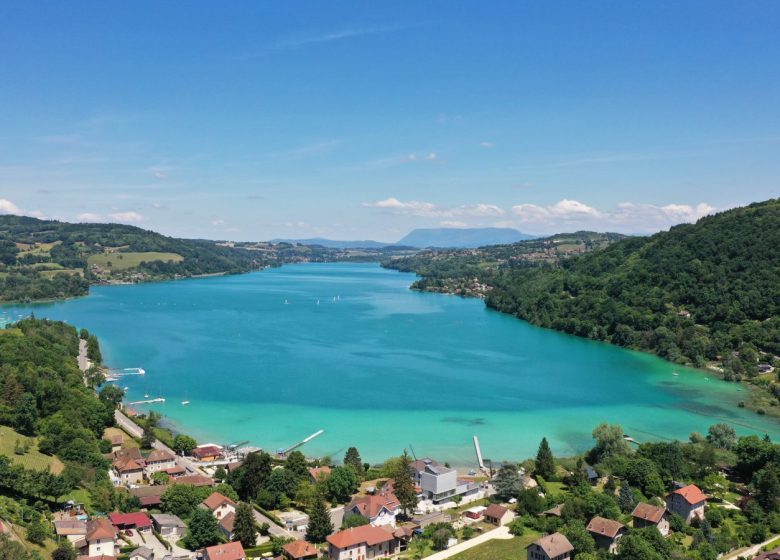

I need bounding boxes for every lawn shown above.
[103,427,138,448]
[449,532,541,560]
[38,268,83,278]
[0,425,64,473]
[87,251,184,270]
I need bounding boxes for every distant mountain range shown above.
[273,227,535,249]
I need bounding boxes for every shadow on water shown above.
[441,416,486,427]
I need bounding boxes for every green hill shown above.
[0,215,263,302]
[386,200,780,382]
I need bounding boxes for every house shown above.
[113,447,143,463]
[113,455,145,486]
[526,532,573,560]
[192,445,223,462]
[586,517,626,553]
[326,525,400,560]
[83,518,117,558]
[151,513,186,539]
[484,503,514,526]
[283,539,319,560]
[464,506,486,520]
[540,504,563,518]
[109,511,153,534]
[202,491,237,519]
[173,474,215,487]
[205,541,246,560]
[417,461,478,504]
[755,547,780,560]
[666,484,707,524]
[278,510,310,532]
[585,466,598,485]
[163,465,187,479]
[308,466,332,483]
[54,519,87,544]
[631,503,669,536]
[219,512,235,540]
[144,449,177,475]
[346,492,400,527]
[109,434,124,453]
[130,485,167,508]
[410,458,439,485]
[128,546,154,560]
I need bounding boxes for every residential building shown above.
[144,449,177,475]
[526,532,573,560]
[326,525,400,560]
[417,461,477,504]
[755,547,780,560]
[202,491,237,519]
[279,510,310,532]
[110,435,124,453]
[666,484,707,524]
[541,505,563,518]
[129,546,154,560]
[113,455,145,486]
[464,506,486,520]
[308,466,332,483]
[346,492,400,527]
[410,458,439,485]
[151,513,186,539]
[205,541,246,560]
[109,511,153,534]
[283,539,320,560]
[130,485,167,508]
[84,518,117,558]
[54,519,87,544]
[192,445,223,461]
[586,517,626,553]
[219,511,235,540]
[484,503,514,526]
[631,503,669,536]
[173,474,215,487]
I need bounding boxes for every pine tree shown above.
[390,451,417,517]
[618,483,635,513]
[306,493,334,543]
[535,437,555,478]
[232,502,258,549]
[344,447,364,480]
[494,464,522,501]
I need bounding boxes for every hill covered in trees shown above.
[385,200,780,385]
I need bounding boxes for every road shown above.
[253,509,297,540]
[423,526,511,560]
[723,533,780,559]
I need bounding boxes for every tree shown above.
[406,538,427,560]
[214,465,227,482]
[26,514,48,545]
[182,509,223,550]
[431,527,453,551]
[590,423,630,463]
[306,493,334,544]
[535,437,556,478]
[344,447,364,480]
[615,532,665,560]
[494,464,522,501]
[141,425,155,449]
[561,521,596,556]
[232,502,258,549]
[325,466,359,504]
[161,484,210,518]
[152,471,170,485]
[98,385,124,407]
[388,451,417,516]
[507,519,525,536]
[286,451,309,479]
[51,541,76,560]
[753,463,780,512]
[271,536,294,556]
[172,434,197,455]
[618,483,635,513]
[14,394,39,436]
[230,451,273,501]
[707,423,737,450]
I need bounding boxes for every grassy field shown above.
[103,427,138,448]
[449,532,541,560]
[87,251,183,270]
[12,523,60,557]
[38,268,83,278]
[0,425,64,473]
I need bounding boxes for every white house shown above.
[84,518,117,558]
[201,491,237,519]
[326,525,399,560]
[144,449,177,476]
[346,492,400,527]
[417,460,478,504]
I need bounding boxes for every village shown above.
[45,402,780,560]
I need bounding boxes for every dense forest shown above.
[385,200,780,385]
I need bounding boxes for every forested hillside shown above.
[386,200,780,385]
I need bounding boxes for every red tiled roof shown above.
[283,539,319,558]
[140,495,162,507]
[203,492,236,510]
[54,519,87,536]
[671,484,707,505]
[205,541,245,560]
[347,492,400,519]
[174,474,215,487]
[193,445,222,458]
[108,511,152,528]
[219,512,235,533]
[146,449,176,462]
[484,503,509,519]
[631,503,666,524]
[308,466,331,480]
[327,525,394,549]
[113,456,144,473]
[586,516,625,539]
[86,518,117,541]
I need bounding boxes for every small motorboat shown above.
[181,400,190,406]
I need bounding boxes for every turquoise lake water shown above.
[3,262,777,466]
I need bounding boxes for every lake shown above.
[3,262,777,466]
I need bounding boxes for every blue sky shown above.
[1,1,778,241]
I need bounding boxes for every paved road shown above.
[423,526,511,560]
[723,533,780,559]
[253,509,297,540]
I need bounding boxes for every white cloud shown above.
[108,211,144,223]
[211,219,226,226]
[426,152,438,161]
[0,199,21,214]
[439,220,467,227]
[479,141,494,148]
[153,171,168,179]
[362,198,504,219]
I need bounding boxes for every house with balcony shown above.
[416,460,478,504]
[326,525,400,560]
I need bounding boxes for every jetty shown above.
[128,397,165,405]
[278,429,324,457]
[623,435,640,445]
[108,367,146,376]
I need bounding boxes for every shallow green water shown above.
[3,263,777,465]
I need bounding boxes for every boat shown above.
[144,394,149,398]
[672,372,679,376]
[181,400,190,406]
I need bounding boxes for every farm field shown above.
[0,425,64,473]
[87,251,184,270]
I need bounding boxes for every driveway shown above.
[422,526,511,560]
